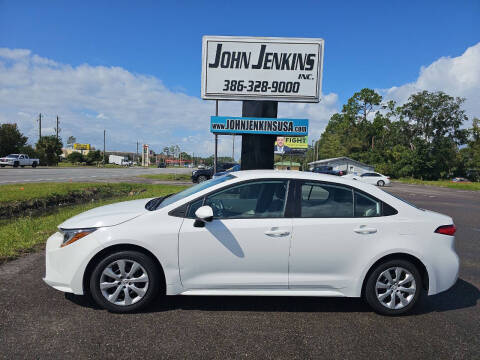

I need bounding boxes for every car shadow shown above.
[66,278,478,315]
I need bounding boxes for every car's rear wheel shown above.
[377,180,385,186]
[364,259,422,315]
[89,251,161,313]
[197,175,208,183]
[32,162,37,168]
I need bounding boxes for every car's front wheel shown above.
[89,250,161,312]
[364,259,423,315]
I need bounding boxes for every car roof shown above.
[231,170,364,186]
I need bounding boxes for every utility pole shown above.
[103,130,106,165]
[214,100,218,174]
[38,113,42,141]
[55,115,60,141]
[136,141,139,164]
[55,116,61,166]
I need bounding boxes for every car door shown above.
[178,179,293,289]
[289,180,398,293]
[18,154,25,165]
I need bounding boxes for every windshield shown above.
[156,174,235,210]
[7,154,19,158]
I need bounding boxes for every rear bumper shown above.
[429,247,459,295]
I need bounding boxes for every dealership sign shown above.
[211,116,308,136]
[202,36,324,102]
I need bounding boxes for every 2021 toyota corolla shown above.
[44,170,459,315]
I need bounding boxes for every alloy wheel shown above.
[99,259,149,306]
[375,267,416,310]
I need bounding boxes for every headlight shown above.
[59,228,97,247]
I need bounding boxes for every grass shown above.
[137,173,191,181]
[395,178,480,191]
[0,183,188,262]
[0,182,147,203]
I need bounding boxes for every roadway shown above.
[0,182,478,359]
[0,166,193,184]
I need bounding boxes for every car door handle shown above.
[265,229,290,237]
[354,227,377,234]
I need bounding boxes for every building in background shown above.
[308,157,374,175]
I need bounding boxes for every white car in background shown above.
[344,172,391,186]
[44,170,458,315]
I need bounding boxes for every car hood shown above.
[59,198,152,229]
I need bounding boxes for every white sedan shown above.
[44,170,458,315]
[344,172,391,186]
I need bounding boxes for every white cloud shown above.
[0,48,339,156]
[381,42,480,120]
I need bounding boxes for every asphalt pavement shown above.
[0,166,192,184]
[0,182,478,359]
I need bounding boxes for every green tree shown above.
[85,150,102,164]
[67,152,84,163]
[460,117,480,180]
[399,91,468,179]
[36,136,63,166]
[0,123,28,156]
[315,89,469,180]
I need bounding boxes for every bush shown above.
[67,152,84,163]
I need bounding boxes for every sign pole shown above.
[240,101,278,170]
[214,100,218,175]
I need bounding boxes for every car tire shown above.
[32,162,37,168]
[197,175,208,183]
[13,161,19,168]
[377,180,385,186]
[0,165,5,168]
[364,259,423,316]
[89,250,161,313]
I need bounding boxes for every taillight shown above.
[435,224,456,236]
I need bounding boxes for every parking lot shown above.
[0,181,478,359]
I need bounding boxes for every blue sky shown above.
[0,1,479,156]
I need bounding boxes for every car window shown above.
[300,183,353,218]
[204,180,288,219]
[186,198,204,218]
[156,174,235,210]
[372,173,381,177]
[354,191,381,217]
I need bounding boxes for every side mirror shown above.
[194,206,213,227]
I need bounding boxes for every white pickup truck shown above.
[0,154,40,168]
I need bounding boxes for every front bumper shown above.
[43,231,102,295]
